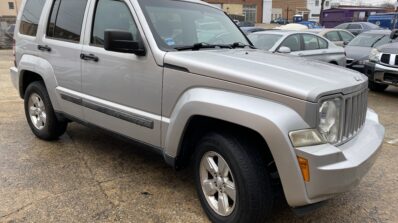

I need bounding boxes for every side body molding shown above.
[163,88,312,207]
[18,54,61,111]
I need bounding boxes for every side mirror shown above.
[277,46,291,53]
[343,41,349,46]
[390,29,398,39]
[104,29,146,56]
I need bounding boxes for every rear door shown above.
[38,0,90,118]
[295,34,331,62]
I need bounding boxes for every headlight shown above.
[318,98,342,144]
[289,129,325,147]
[369,48,381,62]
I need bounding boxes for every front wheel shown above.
[24,81,67,140]
[194,132,273,223]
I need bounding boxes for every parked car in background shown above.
[310,29,355,47]
[237,21,255,27]
[368,13,398,30]
[275,23,308,31]
[272,17,289,25]
[364,30,398,91]
[240,27,267,35]
[335,22,381,36]
[298,21,322,29]
[345,29,397,71]
[248,30,346,66]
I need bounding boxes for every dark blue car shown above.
[368,13,398,30]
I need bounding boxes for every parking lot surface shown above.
[0,50,397,222]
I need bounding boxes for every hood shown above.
[377,42,398,53]
[164,49,367,102]
[345,45,372,61]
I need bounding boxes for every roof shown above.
[251,30,315,36]
[274,23,308,31]
[362,29,391,35]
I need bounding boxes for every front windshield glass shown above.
[248,34,282,50]
[138,0,249,51]
[348,33,389,47]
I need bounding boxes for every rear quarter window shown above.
[19,0,46,36]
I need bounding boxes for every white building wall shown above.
[263,0,272,23]
[307,0,332,22]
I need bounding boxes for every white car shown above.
[248,30,346,66]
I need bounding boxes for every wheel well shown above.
[20,70,44,98]
[176,116,275,171]
[329,61,338,65]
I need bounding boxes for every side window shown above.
[302,34,319,50]
[318,37,328,49]
[280,34,301,51]
[91,0,139,47]
[339,31,354,42]
[47,0,88,42]
[325,31,341,42]
[19,0,46,36]
[347,24,362,30]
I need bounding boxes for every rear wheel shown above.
[368,81,388,92]
[194,132,273,223]
[24,81,67,140]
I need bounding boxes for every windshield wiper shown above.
[371,36,386,47]
[230,42,256,49]
[175,42,233,51]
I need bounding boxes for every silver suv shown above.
[10,0,384,222]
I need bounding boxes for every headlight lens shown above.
[318,98,342,144]
[369,48,381,62]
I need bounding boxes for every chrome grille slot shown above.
[340,88,368,143]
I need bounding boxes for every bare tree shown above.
[319,0,326,25]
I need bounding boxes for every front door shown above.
[81,0,163,147]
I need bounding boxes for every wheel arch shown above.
[162,88,313,207]
[18,54,60,111]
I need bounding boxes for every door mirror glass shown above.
[277,46,291,53]
[104,29,146,56]
[390,29,398,39]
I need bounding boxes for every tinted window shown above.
[92,0,138,46]
[303,34,319,50]
[249,34,282,51]
[325,31,341,41]
[47,0,88,42]
[339,31,354,42]
[19,0,46,36]
[280,34,301,51]
[318,37,328,49]
[347,24,362,29]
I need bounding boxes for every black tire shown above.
[24,81,67,140]
[194,132,273,223]
[368,81,388,92]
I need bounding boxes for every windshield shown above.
[248,34,283,50]
[138,0,249,51]
[348,33,389,47]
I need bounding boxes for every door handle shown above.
[38,45,51,52]
[80,53,99,62]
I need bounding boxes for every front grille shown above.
[380,53,398,67]
[340,88,368,143]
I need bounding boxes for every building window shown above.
[243,4,257,23]
[325,1,329,7]
[8,2,14,9]
[315,0,319,6]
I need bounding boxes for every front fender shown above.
[18,54,60,111]
[164,88,313,207]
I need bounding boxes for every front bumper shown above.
[295,109,384,203]
[365,61,398,86]
[9,67,19,90]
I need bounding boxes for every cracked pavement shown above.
[0,50,398,222]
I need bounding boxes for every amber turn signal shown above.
[297,156,310,182]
